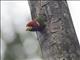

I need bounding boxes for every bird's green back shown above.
[36,15,46,27]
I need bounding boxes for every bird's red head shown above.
[26,19,40,31]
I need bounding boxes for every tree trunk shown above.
[29,1,80,60]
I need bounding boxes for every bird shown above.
[26,16,46,32]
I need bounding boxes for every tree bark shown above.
[29,1,80,60]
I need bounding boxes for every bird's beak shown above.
[26,27,32,31]
[26,28,29,31]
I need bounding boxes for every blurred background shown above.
[1,1,42,60]
[1,1,80,60]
